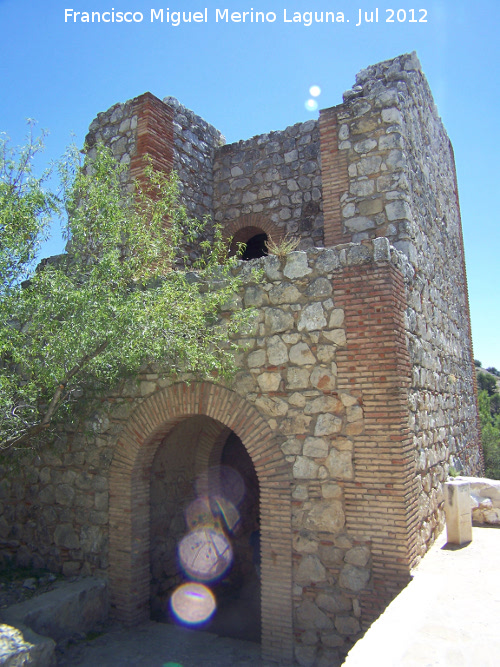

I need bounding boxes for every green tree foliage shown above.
[0,124,58,290]
[490,393,500,417]
[477,372,497,396]
[1,134,247,454]
[478,390,500,480]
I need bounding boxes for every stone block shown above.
[316,589,351,612]
[305,500,345,533]
[310,367,336,391]
[344,546,370,567]
[256,372,281,392]
[339,564,370,592]
[315,249,341,273]
[316,345,336,363]
[54,524,79,550]
[345,216,375,233]
[290,342,316,366]
[302,437,329,458]
[335,614,360,636]
[55,484,75,507]
[265,308,294,334]
[1,578,108,643]
[247,349,266,368]
[444,480,472,545]
[298,303,327,332]
[295,555,327,585]
[286,367,310,389]
[304,395,342,415]
[295,599,333,630]
[255,396,288,417]
[293,533,318,554]
[284,252,312,279]
[0,623,56,667]
[268,283,301,305]
[306,278,333,298]
[293,457,319,479]
[326,450,353,480]
[315,414,343,436]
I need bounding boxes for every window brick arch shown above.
[108,381,293,663]
[223,214,284,256]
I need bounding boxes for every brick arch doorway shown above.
[108,382,293,663]
[150,417,261,641]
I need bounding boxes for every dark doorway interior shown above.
[205,432,261,641]
[150,417,261,642]
[241,233,268,261]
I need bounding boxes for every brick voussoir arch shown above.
[108,381,294,663]
[223,213,285,256]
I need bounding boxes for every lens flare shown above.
[309,85,321,97]
[185,495,240,533]
[211,495,240,532]
[195,465,246,506]
[305,99,318,112]
[185,497,214,531]
[178,527,233,581]
[170,582,216,625]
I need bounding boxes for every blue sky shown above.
[1,0,499,368]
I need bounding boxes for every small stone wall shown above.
[460,477,500,525]
[166,96,224,221]
[213,120,323,249]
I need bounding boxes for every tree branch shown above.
[1,339,108,451]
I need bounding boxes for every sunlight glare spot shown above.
[178,527,233,581]
[170,582,216,625]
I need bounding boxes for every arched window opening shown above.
[229,225,269,260]
[241,233,268,261]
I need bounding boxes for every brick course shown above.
[335,261,418,624]
[319,108,350,247]
[130,93,174,184]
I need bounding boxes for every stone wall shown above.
[319,52,482,558]
[166,96,224,221]
[213,120,323,250]
[85,94,225,263]
[85,99,138,191]
[1,243,422,665]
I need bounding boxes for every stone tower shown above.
[1,53,482,666]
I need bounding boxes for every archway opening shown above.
[150,415,261,642]
[109,381,294,662]
[229,225,268,260]
[241,233,268,261]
